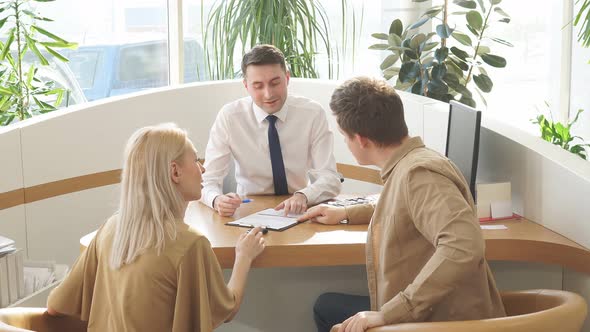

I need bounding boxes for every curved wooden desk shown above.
[80,196,590,274]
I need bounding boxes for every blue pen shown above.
[242,198,253,203]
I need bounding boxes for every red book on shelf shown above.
[479,213,522,223]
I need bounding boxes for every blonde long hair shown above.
[110,123,191,269]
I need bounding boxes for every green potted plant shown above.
[0,0,77,126]
[531,0,590,160]
[532,107,590,160]
[369,0,512,108]
[199,0,358,80]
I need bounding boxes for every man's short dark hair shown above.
[330,77,408,146]
[241,44,287,77]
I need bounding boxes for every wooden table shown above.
[80,196,590,274]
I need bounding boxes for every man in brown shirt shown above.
[299,77,506,332]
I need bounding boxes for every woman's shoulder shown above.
[172,223,213,253]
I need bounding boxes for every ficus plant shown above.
[0,0,77,126]
[370,0,512,108]
[532,108,590,160]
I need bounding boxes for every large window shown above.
[38,0,169,102]
[12,0,588,147]
[570,1,590,143]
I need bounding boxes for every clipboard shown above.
[226,209,302,232]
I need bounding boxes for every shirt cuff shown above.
[295,188,314,204]
[202,187,223,209]
[344,204,374,224]
[380,293,414,324]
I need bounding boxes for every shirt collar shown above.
[380,136,425,181]
[252,97,289,124]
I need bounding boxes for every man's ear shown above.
[355,134,370,148]
[285,70,290,85]
[171,161,181,184]
[242,78,248,89]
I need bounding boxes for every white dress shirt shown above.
[201,95,342,208]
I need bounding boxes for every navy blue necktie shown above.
[266,115,289,195]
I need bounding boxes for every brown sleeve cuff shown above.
[380,293,414,324]
[344,203,374,224]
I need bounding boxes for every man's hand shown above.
[275,192,308,215]
[213,193,242,217]
[338,311,385,332]
[296,205,346,224]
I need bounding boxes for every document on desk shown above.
[226,209,302,231]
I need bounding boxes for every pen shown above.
[244,224,268,234]
[242,198,253,203]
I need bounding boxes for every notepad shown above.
[226,208,301,231]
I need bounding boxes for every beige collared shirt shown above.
[48,217,235,332]
[346,137,505,324]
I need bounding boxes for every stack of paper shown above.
[0,236,23,307]
[23,260,66,298]
[0,235,16,256]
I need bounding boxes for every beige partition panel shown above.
[0,127,27,256]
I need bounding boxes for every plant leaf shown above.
[450,46,470,60]
[369,44,390,50]
[435,46,449,63]
[399,61,420,83]
[428,79,449,95]
[26,35,49,65]
[43,45,69,62]
[454,1,477,9]
[32,25,69,43]
[0,28,15,61]
[423,6,443,18]
[476,45,490,55]
[473,73,493,92]
[372,33,389,40]
[388,33,402,47]
[380,54,400,70]
[0,17,8,30]
[459,95,477,107]
[481,53,506,67]
[494,7,510,17]
[410,33,427,49]
[389,19,403,36]
[409,17,430,30]
[452,31,473,46]
[466,11,483,30]
[490,37,513,47]
[422,42,439,52]
[436,24,454,38]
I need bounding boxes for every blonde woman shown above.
[46,123,265,331]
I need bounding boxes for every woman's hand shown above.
[235,226,266,263]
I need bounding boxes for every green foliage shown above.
[532,109,590,160]
[370,0,512,108]
[200,0,358,80]
[574,0,590,48]
[0,0,77,126]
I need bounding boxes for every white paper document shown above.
[227,209,300,231]
[480,225,508,230]
[490,200,513,219]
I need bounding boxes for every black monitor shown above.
[445,101,482,201]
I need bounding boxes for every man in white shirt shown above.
[202,44,342,216]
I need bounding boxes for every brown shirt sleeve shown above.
[47,227,101,320]
[172,237,235,332]
[345,203,374,224]
[380,167,485,324]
